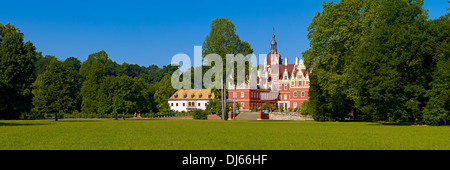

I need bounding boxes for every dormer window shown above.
[284,76,287,80]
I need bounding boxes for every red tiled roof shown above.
[278,64,296,79]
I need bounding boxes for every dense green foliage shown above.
[303,0,449,125]
[0,119,448,150]
[32,60,76,120]
[202,18,254,119]
[29,49,178,118]
[0,21,179,119]
[192,109,208,120]
[0,23,38,119]
[1,6,448,126]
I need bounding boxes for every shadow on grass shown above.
[379,122,414,126]
[59,119,103,123]
[238,120,296,123]
[364,122,415,126]
[0,122,50,126]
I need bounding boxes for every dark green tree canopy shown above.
[0,23,38,119]
[32,59,76,120]
[303,0,449,125]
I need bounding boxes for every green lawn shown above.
[0,119,448,150]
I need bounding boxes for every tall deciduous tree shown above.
[0,23,38,119]
[32,59,76,121]
[303,0,366,121]
[152,74,177,116]
[423,13,450,125]
[98,75,145,120]
[202,18,253,120]
[79,50,109,114]
[303,0,449,125]
[63,57,83,112]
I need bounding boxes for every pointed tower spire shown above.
[270,27,277,53]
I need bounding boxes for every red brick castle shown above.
[228,30,311,112]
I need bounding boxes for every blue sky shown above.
[1,0,448,68]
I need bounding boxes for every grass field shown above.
[0,119,448,150]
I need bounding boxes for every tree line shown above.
[2,1,448,125]
[0,23,178,120]
[0,17,254,121]
[302,0,449,125]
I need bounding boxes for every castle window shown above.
[241,92,244,98]
[301,91,305,97]
[294,92,298,97]
[284,76,288,80]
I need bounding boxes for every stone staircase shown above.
[235,112,260,120]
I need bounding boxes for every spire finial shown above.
[272,26,275,37]
[270,27,277,52]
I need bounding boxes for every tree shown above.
[0,23,38,119]
[32,59,76,121]
[299,100,312,117]
[35,55,57,76]
[98,75,144,120]
[303,0,365,121]
[423,13,450,125]
[202,17,252,120]
[63,57,83,112]
[152,74,177,116]
[345,0,436,123]
[113,75,143,120]
[303,0,447,124]
[79,50,109,114]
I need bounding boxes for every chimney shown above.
[285,57,288,66]
[295,57,299,65]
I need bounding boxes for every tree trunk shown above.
[55,113,58,121]
[115,112,118,120]
[234,85,237,120]
[122,112,125,120]
[222,83,225,120]
[222,80,227,121]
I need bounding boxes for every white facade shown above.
[169,100,210,112]
[168,89,215,112]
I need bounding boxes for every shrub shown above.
[192,109,208,120]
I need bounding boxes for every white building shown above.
[168,89,215,112]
